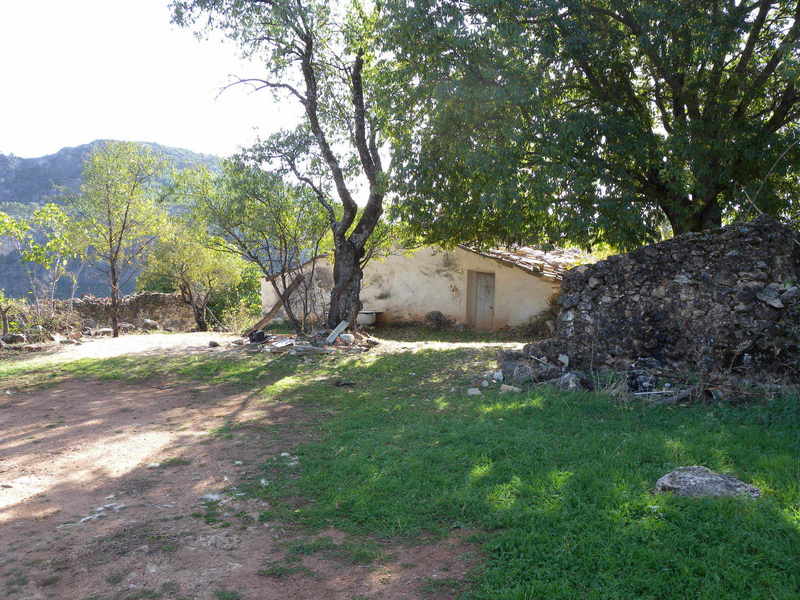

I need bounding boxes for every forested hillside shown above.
[0,141,221,297]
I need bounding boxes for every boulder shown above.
[655,466,760,498]
[95,328,113,336]
[2,333,27,345]
[338,333,355,345]
[208,340,220,348]
[141,318,160,331]
[119,322,136,333]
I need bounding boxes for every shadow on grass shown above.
[239,349,800,600]
[3,343,799,598]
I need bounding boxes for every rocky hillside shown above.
[0,140,220,218]
[0,141,221,298]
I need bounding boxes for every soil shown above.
[0,334,479,600]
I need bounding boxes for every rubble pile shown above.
[500,216,800,391]
[239,327,379,356]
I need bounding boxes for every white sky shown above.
[0,0,294,158]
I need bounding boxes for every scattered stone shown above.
[208,340,220,348]
[95,328,113,336]
[466,387,482,396]
[655,466,761,498]
[231,338,246,346]
[499,384,522,393]
[119,322,136,333]
[480,380,489,387]
[201,493,223,502]
[141,318,160,331]
[338,333,355,345]
[2,333,27,344]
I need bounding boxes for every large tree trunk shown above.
[110,262,120,338]
[663,195,723,236]
[327,239,363,329]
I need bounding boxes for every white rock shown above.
[466,387,482,396]
[499,384,522,394]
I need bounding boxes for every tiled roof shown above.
[461,246,586,280]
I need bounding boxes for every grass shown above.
[235,348,800,599]
[4,328,799,599]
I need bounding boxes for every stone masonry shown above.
[506,216,800,381]
[66,292,196,331]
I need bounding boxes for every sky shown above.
[0,0,294,158]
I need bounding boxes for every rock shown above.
[756,286,784,309]
[338,333,355,345]
[781,286,799,303]
[654,466,760,498]
[141,318,160,330]
[118,322,136,333]
[480,380,489,387]
[466,387,482,396]
[208,340,220,348]
[558,353,570,368]
[95,328,113,336]
[557,372,584,391]
[491,370,504,382]
[231,338,246,346]
[1,333,27,344]
[499,384,522,393]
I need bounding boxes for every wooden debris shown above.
[243,274,305,336]
[325,320,350,345]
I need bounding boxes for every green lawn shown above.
[2,333,799,599]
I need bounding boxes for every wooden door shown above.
[467,271,495,330]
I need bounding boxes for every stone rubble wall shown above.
[513,216,800,380]
[64,292,196,331]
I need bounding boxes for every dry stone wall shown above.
[67,292,195,331]
[514,216,800,380]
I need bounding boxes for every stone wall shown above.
[67,292,196,331]
[515,216,800,379]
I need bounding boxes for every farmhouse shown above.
[261,245,582,330]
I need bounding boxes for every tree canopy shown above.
[384,0,800,249]
[70,142,167,336]
[172,0,389,327]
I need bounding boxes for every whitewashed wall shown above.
[261,246,560,329]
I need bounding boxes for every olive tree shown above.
[172,0,388,327]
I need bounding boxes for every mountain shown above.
[0,141,222,298]
[0,140,221,218]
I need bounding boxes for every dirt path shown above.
[0,348,476,599]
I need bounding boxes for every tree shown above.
[383,0,800,249]
[139,222,246,331]
[70,142,167,337]
[172,0,388,327]
[182,161,332,333]
[0,290,24,338]
[0,206,83,307]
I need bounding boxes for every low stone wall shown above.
[513,216,800,380]
[67,292,196,331]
